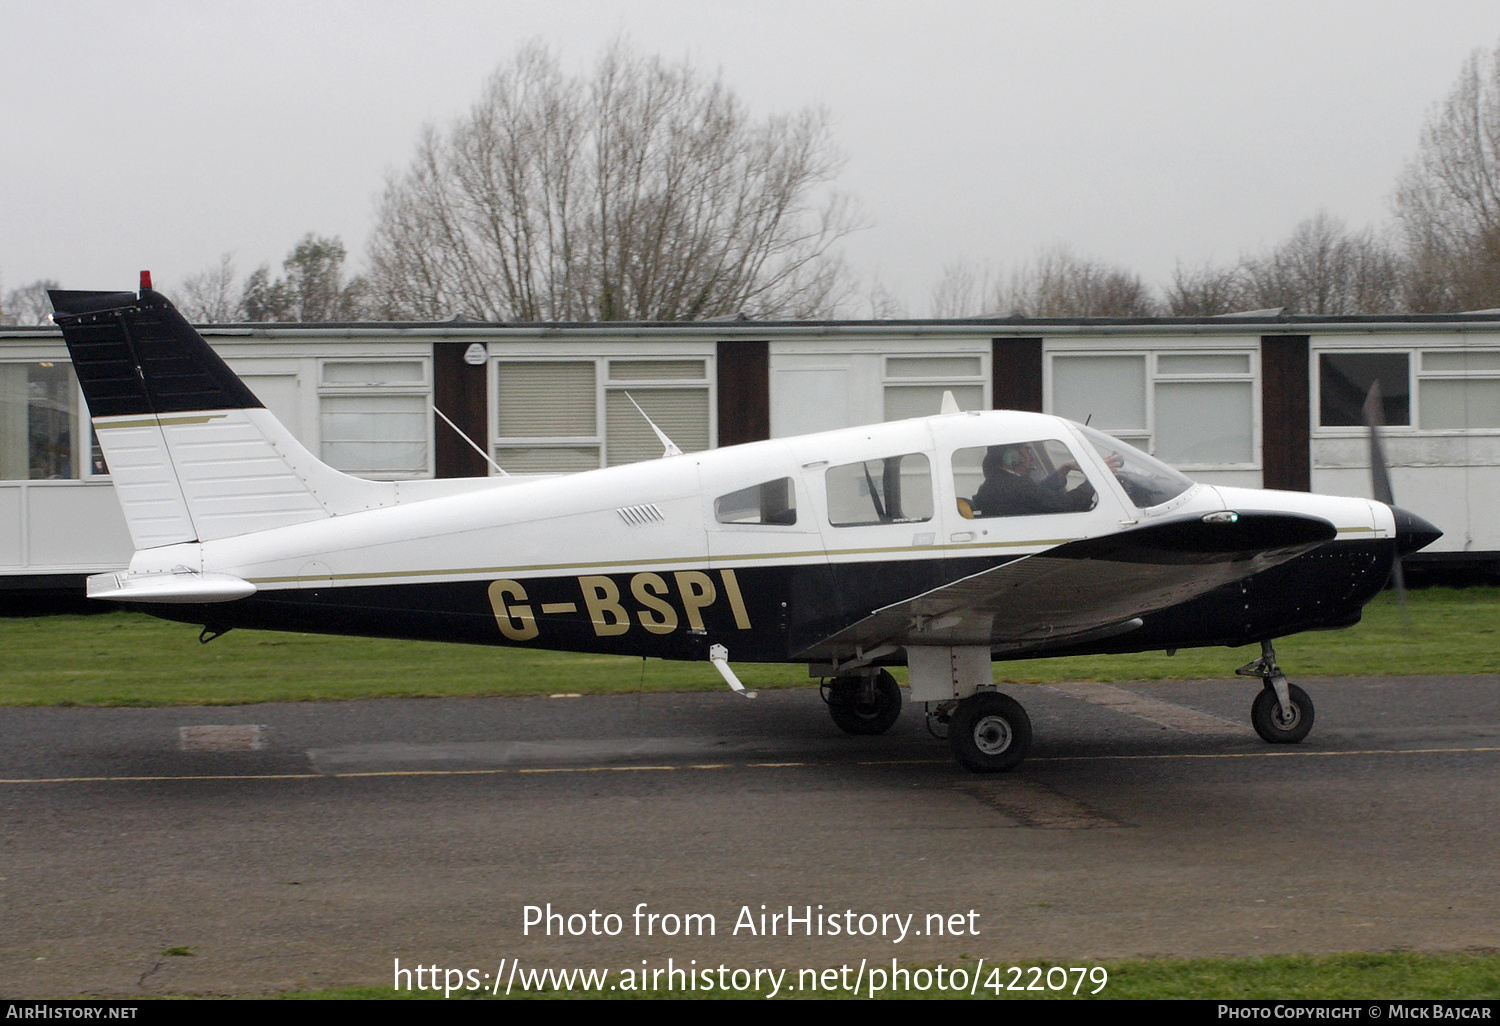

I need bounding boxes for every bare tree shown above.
[1001,246,1158,317]
[177,254,242,323]
[0,279,60,325]
[929,260,1003,317]
[929,250,1156,318]
[1239,212,1402,314]
[1393,42,1500,311]
[862,274,908,319]
[367,41,860,321]
[1164,261,1245,316]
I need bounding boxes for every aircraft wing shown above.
[799,512,1337,659]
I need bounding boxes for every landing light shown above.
[1203,511,1240,524]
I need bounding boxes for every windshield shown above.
[1074,423,1195,509]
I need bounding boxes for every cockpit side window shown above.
[715,478,798,525]
[825,453,934,527]
[953,439,1098,518]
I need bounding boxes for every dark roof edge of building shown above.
[7,312,1500,338]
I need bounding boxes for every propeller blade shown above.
[1362,382,1408,613]
[1362,383,1394,506]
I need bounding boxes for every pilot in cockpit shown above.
[970,442,1097,517]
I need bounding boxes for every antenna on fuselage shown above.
[940,390,960,414]
[433,404,509,476]
[623,392,683,457]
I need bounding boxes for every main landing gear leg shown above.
[948,690,1033,773]
[1237,639,1315,744]
[905,647,1032,772]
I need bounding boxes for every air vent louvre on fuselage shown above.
[616,504,665,525]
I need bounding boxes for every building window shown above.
[1051,354,1149,449]
[1050,351,1255,467]
[492,358,711,473]
[1153,354,1254,464]
[1319,352,1409,427]
[605,360,710,466]
[0,362,78,480]
[1417,350,1500,430]
[317,360,431,478]
[494,361,599,472]
[883,356,986,420]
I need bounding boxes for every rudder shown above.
[50,280,394,548]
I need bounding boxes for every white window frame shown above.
[1414,349,1500,435]
[315,357,434,480]
[1312,348,1415,435]
[603,359,713,467]
[0,357,99,482]
[1046,349,1261,470]
[490,358,603,472]
[881,354,989,420]
[489,355,716,473]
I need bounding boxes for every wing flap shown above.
[799,512,1336,658]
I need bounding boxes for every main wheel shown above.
[827,670,902,735]
[949,692,1032,773]
[1251,683,1314,744]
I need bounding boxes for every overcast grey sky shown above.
[4,0,1499,314]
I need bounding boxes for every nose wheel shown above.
[1251,682,1314,743]
[1238,640,1315,744]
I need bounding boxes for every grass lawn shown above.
[1,587,1496,708]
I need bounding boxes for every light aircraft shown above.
[48,277,1441,772]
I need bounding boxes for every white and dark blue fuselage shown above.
[48,284,1441,771]
[102,408,1407,664]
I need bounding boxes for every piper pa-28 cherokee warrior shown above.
[49,277,1442,773]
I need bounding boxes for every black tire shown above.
[827,670,902,735]
[1251,683,1314,744]
[949,692,1032,773]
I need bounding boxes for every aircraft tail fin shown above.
[49,279,394,549]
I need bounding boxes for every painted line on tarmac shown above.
[0,772,326,784]
[0,745,1497,785]
[1030,745,1500,764]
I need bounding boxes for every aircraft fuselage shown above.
[124,412,1401,666]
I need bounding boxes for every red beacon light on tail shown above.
[139,270,152,292]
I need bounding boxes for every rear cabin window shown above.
[715,478,797,525]
[953,439,1098,519]
[825,453,934,527]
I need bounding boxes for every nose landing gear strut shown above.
[1237,640,1315,744]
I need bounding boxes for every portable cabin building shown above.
[3,312,1498,601]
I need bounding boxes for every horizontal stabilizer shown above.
[87,570,256,604]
